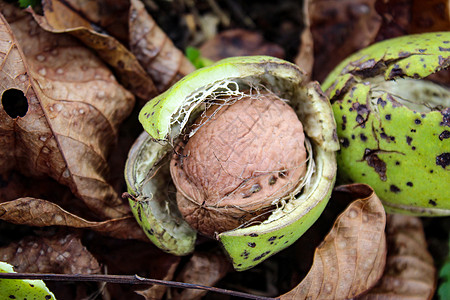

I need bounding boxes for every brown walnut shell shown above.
[170,91,307,237]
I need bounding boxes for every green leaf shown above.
[0,261,56,299]
[439,235,450,299]
[18,0,40,8]
[185,46,214,69]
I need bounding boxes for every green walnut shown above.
[0,262,56,300]
[322,32,450,215]
[125,56,339,271]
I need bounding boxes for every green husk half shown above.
[323,32,450,215]
[0,261,56,300]
[128,56,338,270]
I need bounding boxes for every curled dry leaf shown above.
[281,183,387,300]
[135,262,178,300]
[376,0,450,40]
[170,251,232,300]
[357,214,436,300]
[85,236,181,299]
[374,0,414,40]
[294,0,314,77]
[134,250,230,300]
[0,198,147,241]
[410,0,450,33]
[0,171,70,205]
[129,0,195,93]
[30,0,158,100]
[301,0,382,82]
[0,4,134,218]
[0,233,101,275]
[61,0,131,42]
[302,0,450,82]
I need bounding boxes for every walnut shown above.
[127,56,339,270]
[170,91,307,237]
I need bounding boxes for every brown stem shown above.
[0,272,278,300]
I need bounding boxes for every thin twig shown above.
[0,273,278,300]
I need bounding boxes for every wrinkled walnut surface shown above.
[170,91,307,237]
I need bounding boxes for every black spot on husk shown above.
[377,98,387,108]
[253,251,271,261]
[399,51,411,57]
[439,130,450,140]
[441,108,450,127]
[241,250,250,258]
[436,153,450,169]
[341,138,350,148]
[356,104,369,114]
[363,149,387,181]
[389,65,406,78]
[390,185,401,193]
[406,136,413,145]
[356,114,364,124]
[137,206,142,222]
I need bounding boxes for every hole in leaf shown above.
[2,89,28,118]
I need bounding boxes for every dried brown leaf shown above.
[85,236,181,300]
[135,262,178,300]
[281,184,387,300]
[129,0,195,93]
[374,0,413,41]
[294,0,314,78]
[199,29,285,62]
[0,4,134,218]
[61,0,130,43]
[375,0,450,40]
[410,0,450,32]
[0,171,68,203]
[0,171,103,222]
[31,0,158,100]
[0,233,101,274]
[357,214,436,300]
[307,0,382,82]
[0,198,147,241]
[305,0,450,83]
[170,251,232,300]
